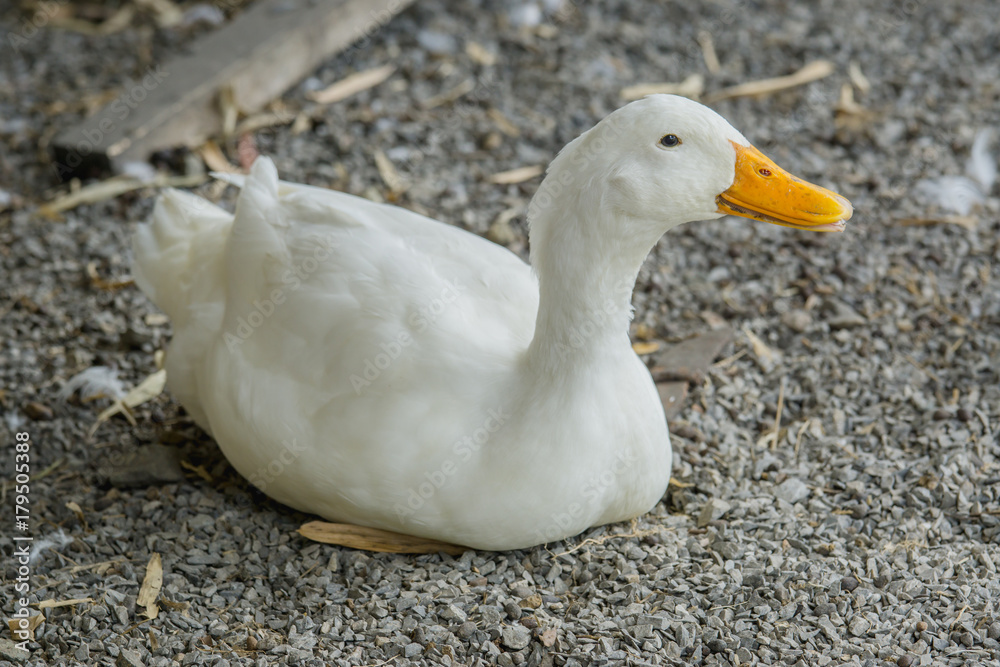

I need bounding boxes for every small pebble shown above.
[897,655,914,667]
[116,650,143,667]
[697,498,731,527]
[781,309,812,333]
[501,624,531,650]
[849,616,870,636]
[841,576,859,592]
[916,621,928,633]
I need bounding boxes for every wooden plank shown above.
[52,0,413,177]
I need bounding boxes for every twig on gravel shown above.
[52,557,127,576]
[36,598,94,610]
[552,520,658,557]
[698,31,721,74]
[307,65,396,105]
[712,348,747,368]
[487,165,544,185]
[620,74,704,101]
[41,173,205,217]
[299,521,468,555]
[898,215,978,230]
[703,60,836,104]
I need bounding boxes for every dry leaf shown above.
[422,79,476,110]
[36,597,94,610]
[51,5,134,36]
[703,60,835,104]
[744,327,781,372]
[299,521,467,555]
[487,165,544,185]
[159,598,189,614]
[134,0,182,27]
[199,141,242,174]
[60,558,125,575]
[700,310,728,329]
[620,74,705,101]
[539,627,557,647]
[98,5,136,33]
[86,262,134,291]
[633,323,655,341]
[90,368,167,437]
[835,83,865,116]
[308,65,396,105]
[697,31,720,74]
[487,109,520,137]
[466,41,497,66]
[218,85,238,138]
[137,553,163,620]
[41,173,204,217]
[291,113,312,135]
[848,61,871,95]
[65,501,86,525]
[236,106,298,135]
[374,150,406,194]
[124,369,167,409]
[7,614,44,640]
[180,460,213,482]
[145,313,169,326]
[631,341,661,355]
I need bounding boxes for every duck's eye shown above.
[659,134,681,148]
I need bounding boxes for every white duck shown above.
[133,95,851,551]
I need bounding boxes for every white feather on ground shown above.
[58,366,127,402]
[29,529,73,565]
[914,129,996,215]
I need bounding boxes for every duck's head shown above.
[539,94,852,235]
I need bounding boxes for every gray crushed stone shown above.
[2,0,999,666]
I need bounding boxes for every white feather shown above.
[59,366,126,401]
[914,128,996,216]
[29,529,73,565]
[966,128,996,193]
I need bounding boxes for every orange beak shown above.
[717,141,853,232]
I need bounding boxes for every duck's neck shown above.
[526,196,670,373]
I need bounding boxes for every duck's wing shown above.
[211,157,537,416]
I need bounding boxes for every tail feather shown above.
[132,188,232,327]
[133,187,236,432]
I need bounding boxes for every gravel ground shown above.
[3,0,1000,666]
